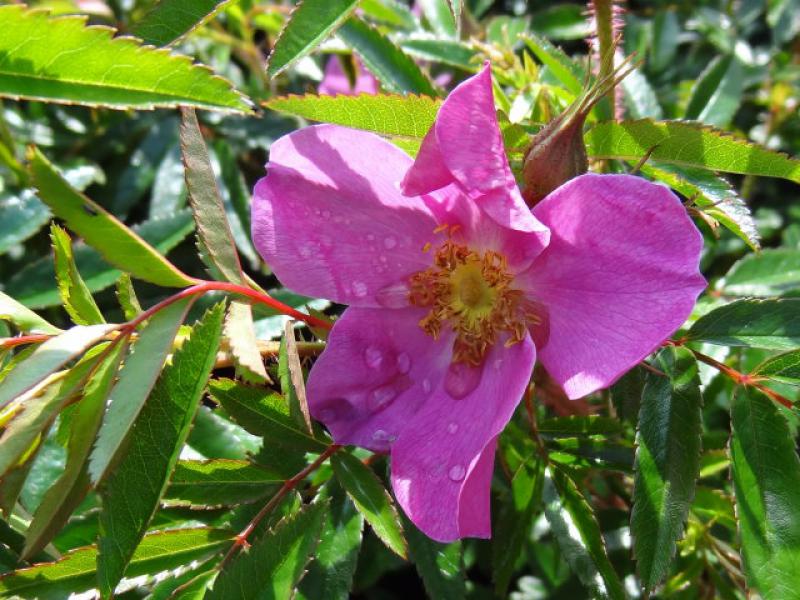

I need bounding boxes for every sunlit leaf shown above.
[132,0,233,46]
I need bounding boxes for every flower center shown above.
[408,239,539,366]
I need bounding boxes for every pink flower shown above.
[252,65,705,542]
[318,55,379,96]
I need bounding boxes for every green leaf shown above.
[542,466,625,600]
[360,0,417,29]
[0,528,234,599]
[687,298,800,350]
[88,296,194,484]
[639,162,760,250]
[115,274,142,321]
[338,17,437,96]
[28,147,195,289]
[730,386,800,598]
[96,303,224,597]
[0,374,66,479]
[632,346,703,591]
[521,35,583,96]
[529,3,592,40]
[406,516,466,598]
[132,0,232,46]
[418,0,457,37]
[399,37,477,69]
[0,189,50,256]
[207,378,326,452]
[621,65,664,120]
[691,486,736,531]
[331,452,407,559]
[267,0,360,77]
[223,301,268,383]
[0,5,250,112]
[165,459,281,506]
[585,119,800,183]
[266,93,441,139]
[297,484,364,600]
[0,324,113,411]
[538,416,623,438]
[51,224,105,326]
[23,344,126,560]
[719,249,800,297]
[493,459,542,594]
[207,501,329,600]
[7,210,195,309]
[0,290,60,334]
[179,107,244,285]
[753,349,800,384]
[685,55,745,127]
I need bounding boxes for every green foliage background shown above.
[0,0,799,598]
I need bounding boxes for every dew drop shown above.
[396,352,411,374]
[383,236,397,250]
[322,210,331,218]
[368,384,397,412]
[364,346,383,369]
[422,378,432,393]
[379,255,388,263]
[366,233,375,242]
[298,244,313,259]
[448,465,466,482]
[447,422,459,434]
[352,281,368,298]
[375,283,409,309]
[444,362,482,399]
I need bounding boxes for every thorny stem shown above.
[218,444,341,569]
[1,280,331,351]
[590,0,621,118]
[666,341,795,410]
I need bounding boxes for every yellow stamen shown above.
[408,240,539,366]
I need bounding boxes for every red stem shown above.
[219,444,340,568]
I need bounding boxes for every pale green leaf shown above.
[687,298,800,350]
[719,249,800,296]
[585,119,800,183]
[0,290,60,334]
[266,92,441,138]
[685,55,745,127]
[223,301,268,383]
[165,459,281,506]
[0,5,251,112]
[0,324,113,411]
[28,147,195,289]
[51,224,105,326]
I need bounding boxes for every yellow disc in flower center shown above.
[408,238,538,366]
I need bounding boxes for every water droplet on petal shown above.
[352,281,368,298]
[383,236,397,250]
[396,353,411,374]
[364,346,383,369]
[448,465,465,482]
[375,283,409,309]
[368,384,397,412]
[444,362,482,399]
[422,378,432,393]
[298,243,313,259]
[366,233,375,242]
[322,210,331,218]
[447,422,459,434]
[379,255,388,263]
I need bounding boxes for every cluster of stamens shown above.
[408,235,539,366]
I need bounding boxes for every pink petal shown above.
[521,173,706,399]
[390,335,536,542]
[252,125,439,307]
[318,56,379,96]
[306,307,454,452]
[402,64,547,236]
